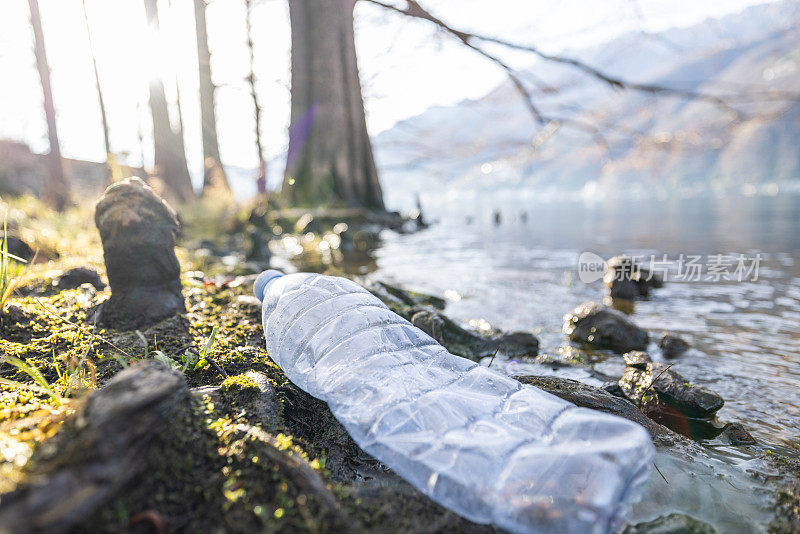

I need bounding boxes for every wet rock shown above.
[367,280,446,310]
[369,282,537,359]
[53,267,105,291]
[719,422,756,445]
[624,513,717,533]
[497,331,540,358]
[604,255,664,300]
[660,332,690,358]
[623,350,653,369]
[563,302,649,353]
[94,177,185,329]
[607,277,641,301]
[408,307,522,361]
[640,403,725,441]
[409,307,492,359]
[517,376,681,446]
[619,355,725,418]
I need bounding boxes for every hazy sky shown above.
[0,0,778,185]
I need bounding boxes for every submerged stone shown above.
[623,350,653,369]
[369,280,446,310]
[94,177,185,329]
[563,302,649,353]
[619,355,725,418]
[408,306,539,360]
[719,422,756,445]
[409,307,494,360]
[368,281,539,359]
[660,332,690,358]
[605,254,664,301]
[497,331,540,357]
[518,375,681,446]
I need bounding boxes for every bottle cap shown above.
[254,269,284,302]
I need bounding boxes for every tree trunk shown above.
[28,0,70,211]
[82,0,110,169]
[194,0,230,193]
[143,0,195,203]
[284,0,384,210]
[245,0,267,195]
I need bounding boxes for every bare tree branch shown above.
[364,0,800,157]
[362,0,618,149]
[366,1,800,115]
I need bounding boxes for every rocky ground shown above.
[0,193,798,533]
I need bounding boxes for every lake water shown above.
[363,191,800,530]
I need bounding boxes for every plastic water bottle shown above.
[254,270,654,534]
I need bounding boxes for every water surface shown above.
[364,191,800,530]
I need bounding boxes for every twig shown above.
[636,363,674,410]
[487,343,502,368]
[205,355,228,378]
[653,462,669,485]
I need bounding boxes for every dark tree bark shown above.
[28,0,70,211]
[82,0,110,170]
[284,0,384,210]
[194,0,230,193]
[143,0,195,203]
[245,0,267,194]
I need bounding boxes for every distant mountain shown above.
[373,1,800,210]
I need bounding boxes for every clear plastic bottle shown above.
[255,270,654,534]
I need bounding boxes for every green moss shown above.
[221,373,260,393]
[0,196,495,533]
[220,373,261,406]
[79,391,345,533]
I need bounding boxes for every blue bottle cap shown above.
[254,269,284,302]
